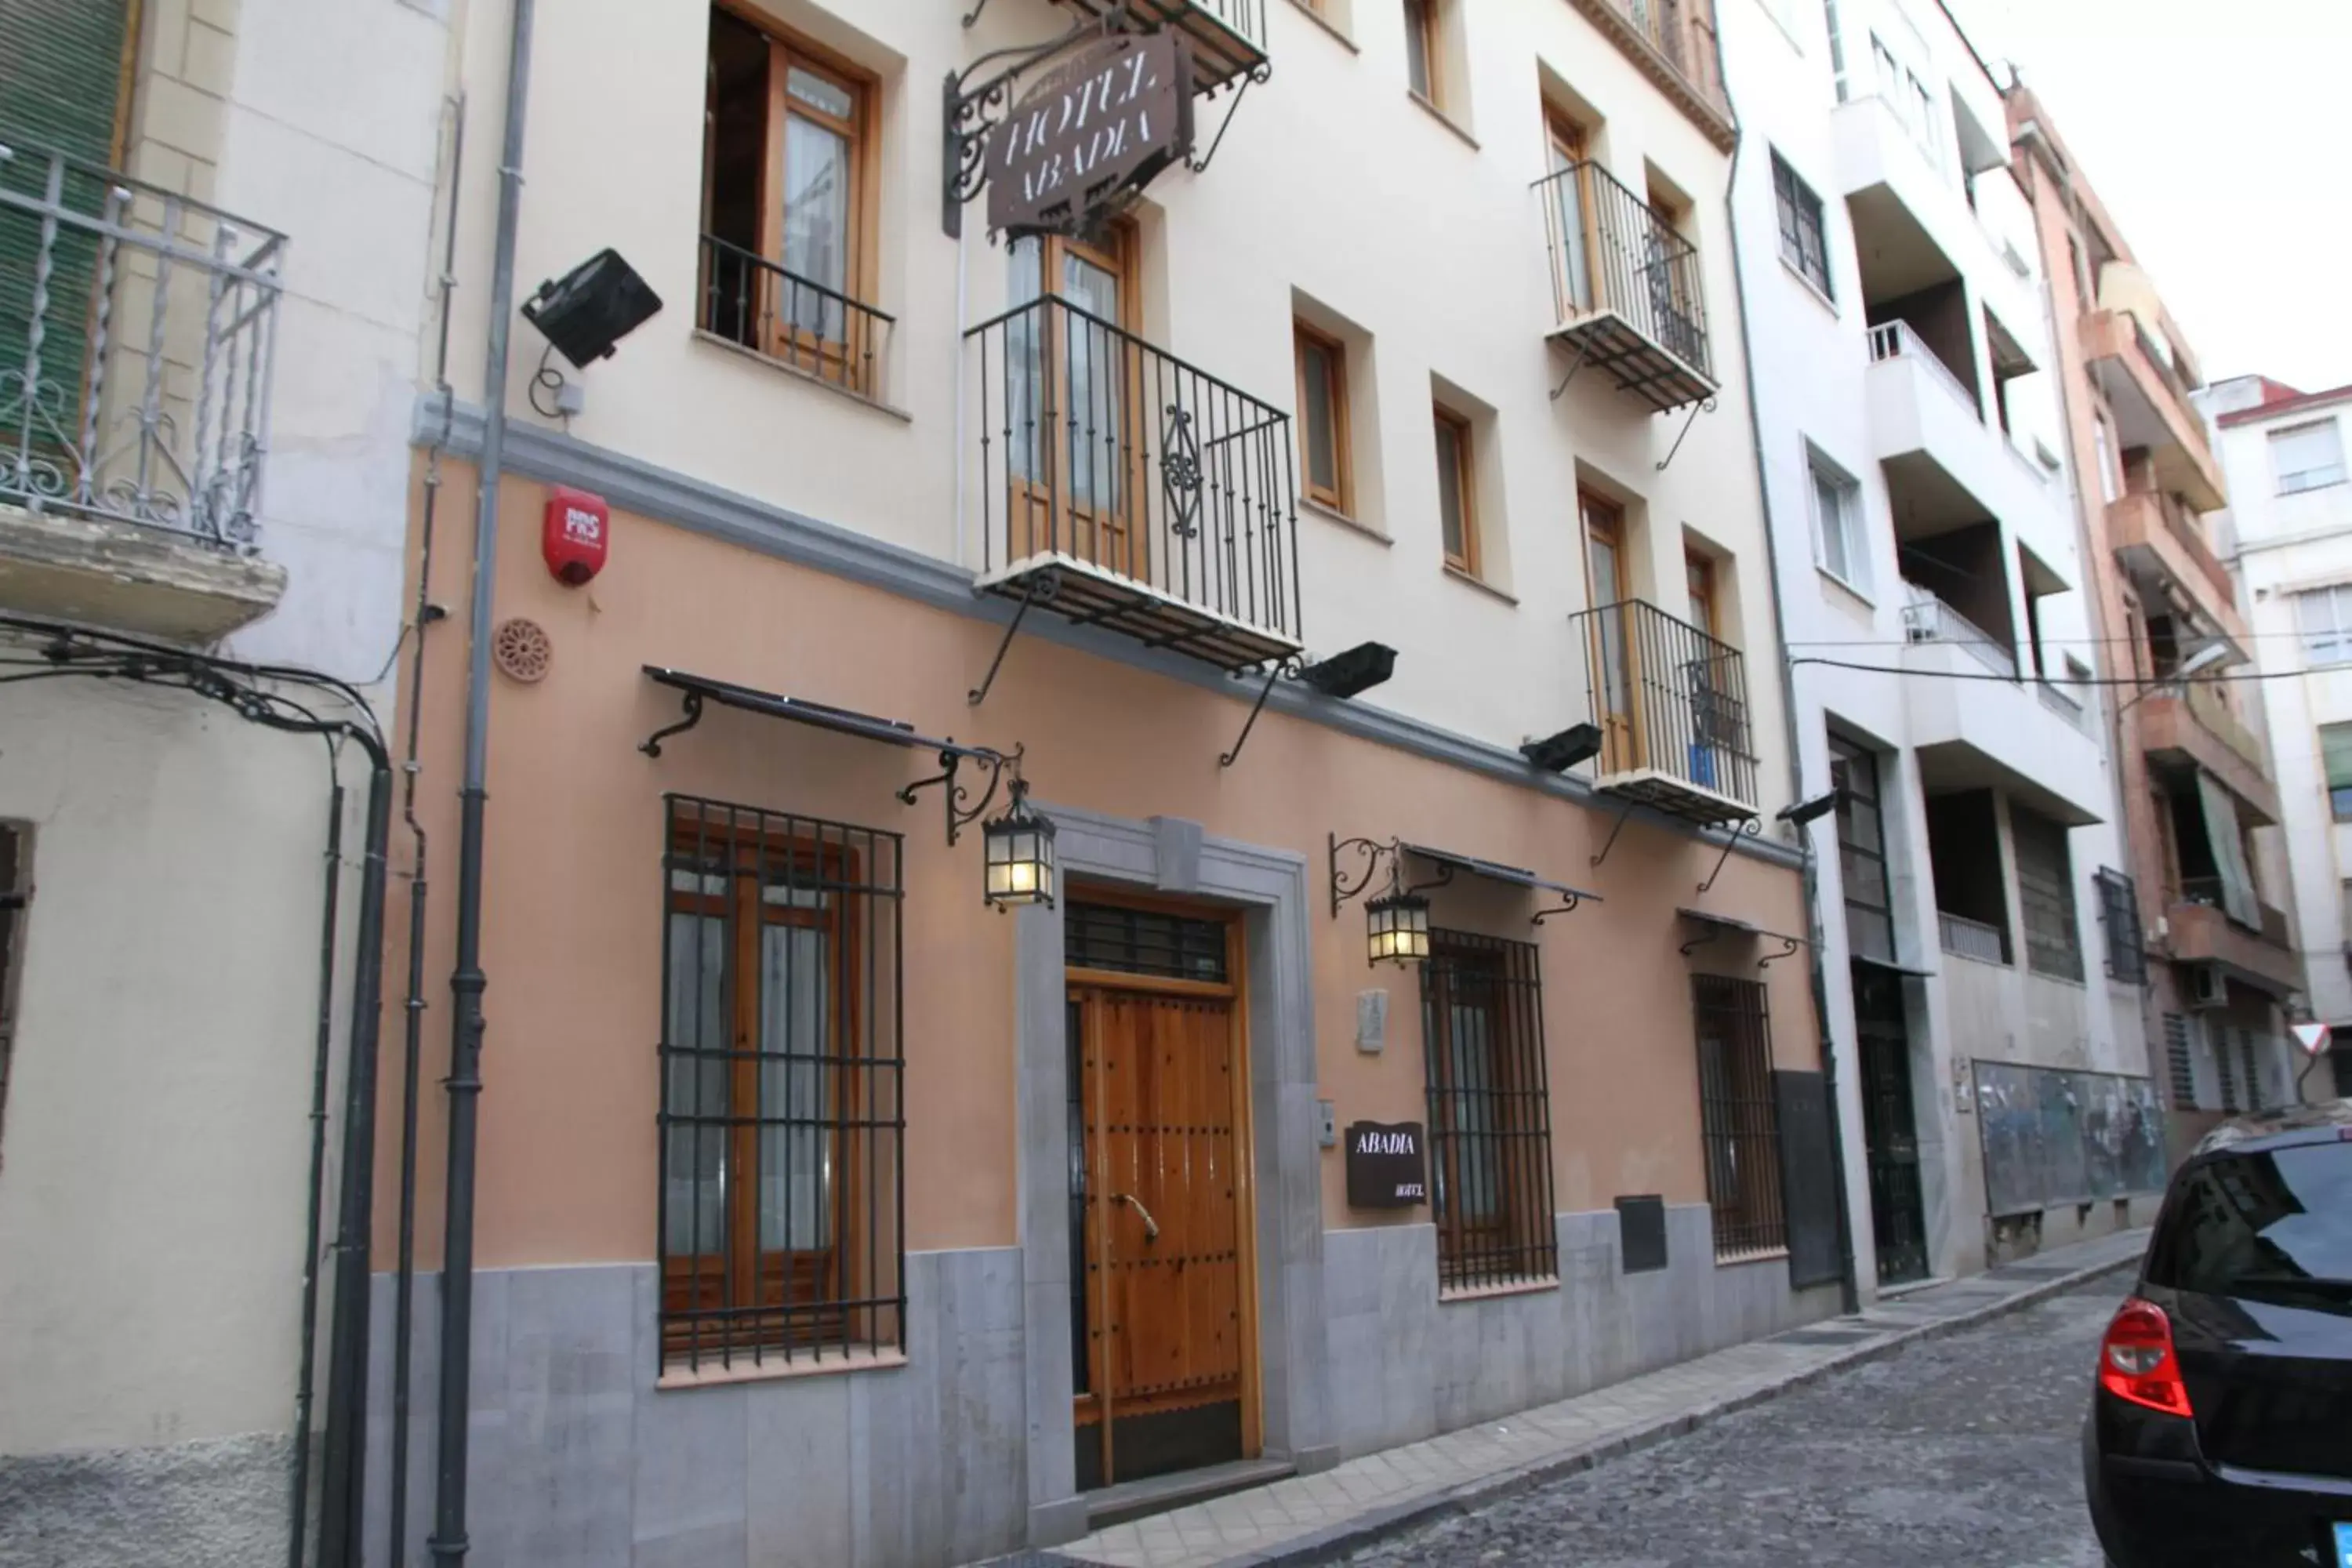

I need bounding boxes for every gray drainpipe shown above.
[430,0,533,1561]
[1717,85,1864,1316]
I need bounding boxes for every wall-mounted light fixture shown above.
[521,249,663,369]
[1521,722,1603,773]
[1331,834,1430,967]
[982,774,1057,910]
[1779,789,1842,828]
[1301,642,1398,700]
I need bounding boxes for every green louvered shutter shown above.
[0,0,134,452]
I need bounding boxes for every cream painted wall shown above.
[429,0,1795,820]
[0,677,368,1454]
[1721,0,2140,1286]
[2201,383,2352,1036]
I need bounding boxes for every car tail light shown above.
[2099,1298,2194,1417]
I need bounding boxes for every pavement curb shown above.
[1200,1241,2147,1567]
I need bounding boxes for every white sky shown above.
[1951,0,2352,393]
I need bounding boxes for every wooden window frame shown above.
[1685,548,1719,639]
[1293,319,1353,516]
[658,798,903,1370]
[702,5,882,386]
[1403,0,1441,107]
[1433,404,1478,575]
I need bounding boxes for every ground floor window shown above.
[1421,930,1556,1292]
[659,796,903,1370]
[1693,975,1787,1260]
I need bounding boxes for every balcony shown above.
[0,142,286,641]
[1940,909,2012,966]
[2140,687,2279,827]
[1833,95,2036,339]
[1052,0,1268,93]
[1537,161,1716,415]
[2107,489,2244,646]
[2081,310,2225,512]
[1566,597,1757,825]
[1900,586,2106,826]
[965,293,1301,671]
[1864,322,2047,539]
[1559,0,1733,150]
[2168,889,2300,998]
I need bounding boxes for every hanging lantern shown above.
[1365,887,1431,966]
[983,785,1057,909]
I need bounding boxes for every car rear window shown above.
[2147,1141,2352,1308]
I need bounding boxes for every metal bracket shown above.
[1186,60,1269,176]
[1757,934,1803,970]
[968,572,1059,707]
[1218,653,1305,768]
[1696,815,1763,895]
[1530,890,1591,926]
[1329,833,1400,918]
[1655,395,1719,472]
[1588,798,1637,869]
[639,688,705,758]
[898,743,1020,847]
[1548,332,1595,403]
[1678,921,1728,957]
[943,9,1126,238]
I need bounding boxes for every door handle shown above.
[1109,1192,1160,1242]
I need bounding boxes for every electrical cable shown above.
[1791,655,2314,687]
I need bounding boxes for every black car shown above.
[2085,1099,2352,1568]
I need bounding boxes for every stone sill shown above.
[657,1344,907,1391]
[1439,1276,1560,1305]
[0,500,285,644]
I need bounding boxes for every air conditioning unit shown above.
[2187,963,2227,1010]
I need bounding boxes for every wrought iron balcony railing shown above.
[0,140,285,550]
[966,293,1301,670]
[1537,159,1714,413]
[1566,597,1757,822]
[1561,0,1733,145]
[697,234,894,402]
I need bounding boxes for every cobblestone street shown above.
[1342,1283,2123,1568]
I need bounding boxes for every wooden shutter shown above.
[0,0,136,418]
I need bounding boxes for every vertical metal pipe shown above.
[287,777,346,1568]
[433,0,534,1559]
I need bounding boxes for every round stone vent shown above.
[492,617,551,684]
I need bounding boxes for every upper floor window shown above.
[1294,319,1353,516]
[2294,584,2352,666]
[2094,866,2147,985]
[1771,152,1832,299]
[1403,0,1439,103]
[1434,403,1478,574]
[1830,737,1893,963]
[2011,806,2083,982]
[1808,448,1866,592]
[2322,722,2352,822]
[2271,419,2347,495]
[701,9,884,397]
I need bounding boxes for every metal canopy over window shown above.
[1676,907,1805,967]
[639,666,1028,850]
[1401,841,1602,924]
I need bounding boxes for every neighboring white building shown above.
[0,2,448,1563]
[2199,372,2352,1102]
[1722,0,2158,1292]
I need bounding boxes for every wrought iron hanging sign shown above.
[985,31,1193,238]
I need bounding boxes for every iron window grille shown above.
[1065,902,1230,984]
[2011,807,2085,983]
[1421,931,1557,1292]
[2094,866,2147,985]
[2162,1013,2198,1110]
[658,796,905,1372]
[1770,151,1832,297]
[1830,737,1893,963]
[1692,975,1787,1260]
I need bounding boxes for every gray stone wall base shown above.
[1322,1205,1838,1460]
[1025,1496,1091,1547]
[0,1431,290,1568]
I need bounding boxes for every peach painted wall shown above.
[378,466,1818,1269]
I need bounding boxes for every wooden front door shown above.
[1065,906,1254,1490]
[1008,228,1145,579]
[1581,489,1639,773]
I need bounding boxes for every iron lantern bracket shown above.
[1696,815,1764,895]
[1329,833,1405,918]
[899,742,1024,847]
[943,7,1132,239]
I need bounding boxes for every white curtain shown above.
[2197,771,2261,930]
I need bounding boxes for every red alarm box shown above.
[542,485,608,586]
